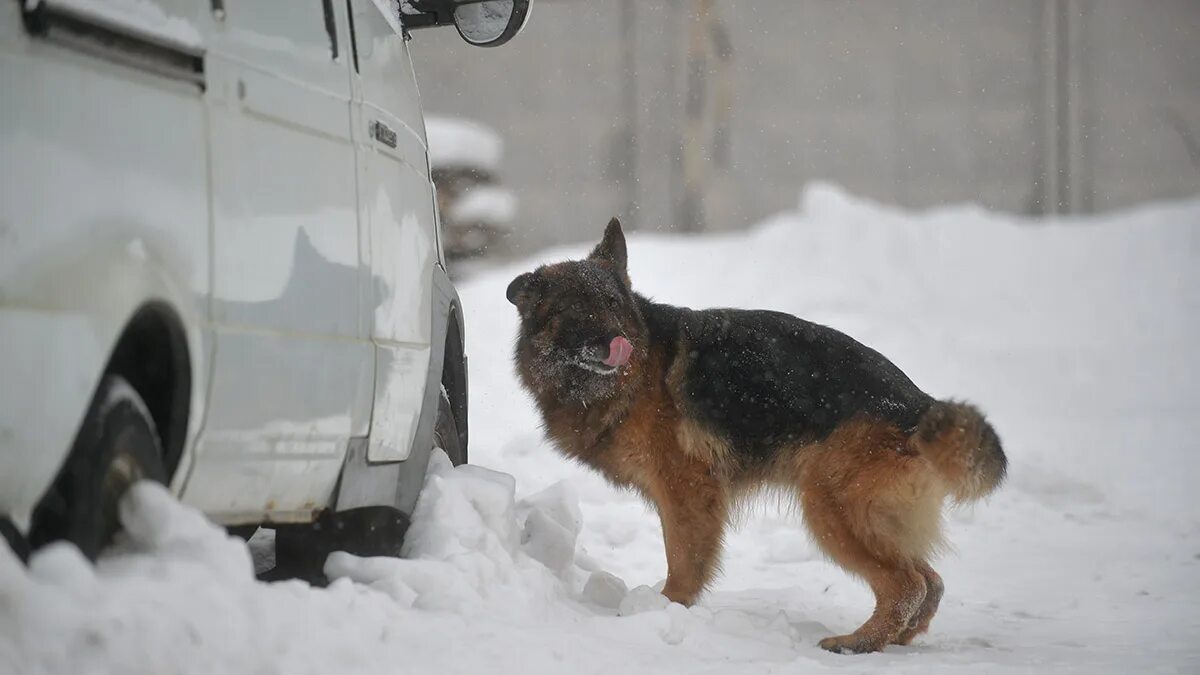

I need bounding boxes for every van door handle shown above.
[369,120,397,148]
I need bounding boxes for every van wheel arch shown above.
[103,301,191,481]
[441,302,468,458]
[28,374,168,558]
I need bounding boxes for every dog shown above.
[506,219,1006,654]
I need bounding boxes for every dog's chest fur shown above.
[534,346,688,492]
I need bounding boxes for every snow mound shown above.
[0,483,259,674]
[327,452,588,613]
[2,458,812,674]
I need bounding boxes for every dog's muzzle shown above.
[574,336,633,375]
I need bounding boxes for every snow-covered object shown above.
[425,116,504,172]
[582,570,628,609]
[618,584,671,616]
[370,0,402,35]
[3,185,1199,673]
[42,0,203,49]
[449,185,518,227]
[514,481,581,576]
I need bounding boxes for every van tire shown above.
[28,375,167,560]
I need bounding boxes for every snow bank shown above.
[3,185,1198,673]
[0,460,808,674]
[327,455,587,613]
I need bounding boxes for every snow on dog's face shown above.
[508,219,643,403]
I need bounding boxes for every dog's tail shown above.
[909,400,1007,502]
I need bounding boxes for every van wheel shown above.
[29,375,167,560]
[434,388,466,466]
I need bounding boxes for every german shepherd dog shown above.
[507,220,1006,654]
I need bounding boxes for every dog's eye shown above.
[608,297,621,310]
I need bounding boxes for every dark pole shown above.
[620,0,639,229]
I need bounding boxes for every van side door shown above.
[346,1,439,463]
[183,1,374,523]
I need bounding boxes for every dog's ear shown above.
[589,217,629,284]
[506,272,537,309]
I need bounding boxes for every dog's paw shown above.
[818,633,886,655]
[893,622,926,645]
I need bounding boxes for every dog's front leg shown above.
[645,461,729,606]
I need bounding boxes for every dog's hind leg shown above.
[895,562,944,645]
[643,458,729,606]
[790,420,947,653]
[801,479,928,654]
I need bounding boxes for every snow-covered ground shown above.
[3,184,1198,674]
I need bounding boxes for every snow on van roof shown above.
[425,116,504,172]
[44,0,203,50]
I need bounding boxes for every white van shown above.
[0,0,530,572]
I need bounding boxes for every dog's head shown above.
[508,218,643,402]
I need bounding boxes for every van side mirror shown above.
[403,0,532,48]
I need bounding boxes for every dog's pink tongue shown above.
[604,336,633,367]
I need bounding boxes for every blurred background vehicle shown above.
[427,116,519,260]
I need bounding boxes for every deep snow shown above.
[2,184,1198,674]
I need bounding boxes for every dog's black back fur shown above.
[637,295,934,462]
